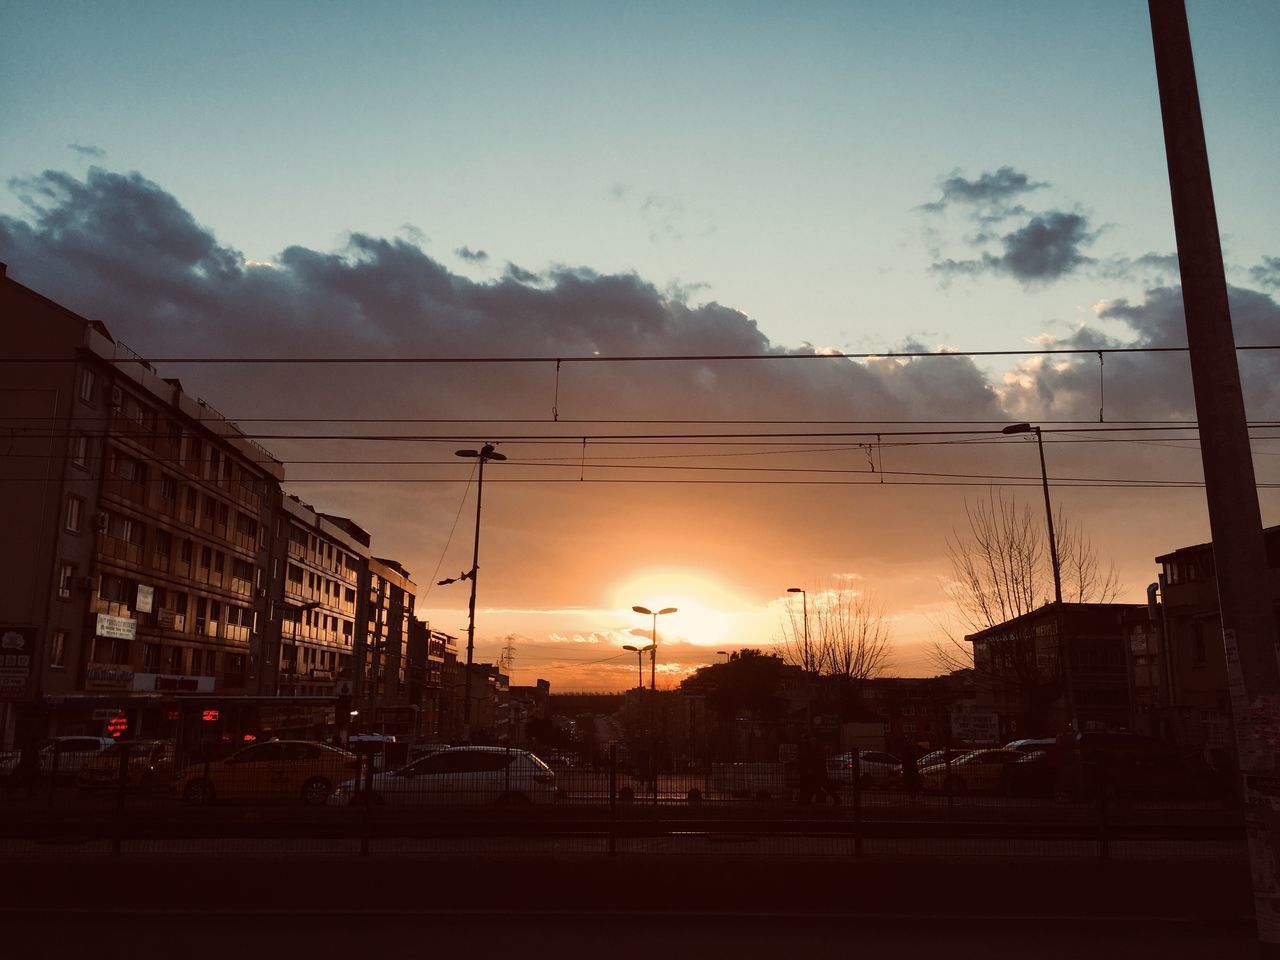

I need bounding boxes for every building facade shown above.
[1153,526,1280,758]
[1,270,283,743]
[966,602,1145,739]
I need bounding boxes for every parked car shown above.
[328,746,558,807]
[1,737,114,780]
[407,743,451,763]
[172,739,358,805]
[825,751,901,788]
[920,748,1025,793]
[1005,749,1057,797]
[1072,732,1215,800]
[916,748,971,769]
[1005,738,1057,754]
[79,739,175,789]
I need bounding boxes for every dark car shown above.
[1073,732,1213,800]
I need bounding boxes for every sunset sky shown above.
[3,2,1277,691]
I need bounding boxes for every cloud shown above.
[1252,256,1280,290]
[455,245,488,263]
[921,166,1047,220]
[68,143,106,161]
[610,181,714,243]
[3,166,1278,690]
[932,211,1097,284]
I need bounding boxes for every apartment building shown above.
[362,557,417,732]
[1,269,283,743]
[272,497,369,702]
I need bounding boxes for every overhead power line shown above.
[13,344,1280,364]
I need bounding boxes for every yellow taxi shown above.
[79,739,175,789]
[920,748,1026,794]
[171,739,358,805]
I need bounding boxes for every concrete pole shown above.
[1149,2,1280,949]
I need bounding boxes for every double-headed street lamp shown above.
[631,605,677,691]
[632,605,676,807]
[1002,422,1077,731]
[439,443,506,741]
[622,643,655,690]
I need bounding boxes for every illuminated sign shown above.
[106,712,128,738]
[201,709,221,723]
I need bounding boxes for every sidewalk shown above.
[1,909,1256,960]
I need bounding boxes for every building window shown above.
[57,563,75,599]
[160,474,177,500]
[1193,621,1208,666]
[71,433,89,468]
[49,631,67,669]
[155,529,172,556]
[200,546,212,569]
[64,495,83,533]
[144,643,161,671]
[167,647,184,674]
[78,368,95,404]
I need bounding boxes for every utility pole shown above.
[1149,2,1280,951]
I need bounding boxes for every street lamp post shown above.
[787,587,810,670]
[716,650,731,663]
[442,443,507,742]
[632,605,676,807]
[1002,422,1077,731]
[622,643,654,690]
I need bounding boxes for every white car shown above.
[328,746,559,806]
[825,750,901,788]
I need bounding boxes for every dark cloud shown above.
[932,211,1096,284]
[455,245,488,263]
[503,262,539,283]
[921,167,1047,219]
[68,143,106,161]
[1252,256,1280,290]
[998,285,1280,422]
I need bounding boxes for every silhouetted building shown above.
[1153,526,1280,758]
[966,602,1145,739]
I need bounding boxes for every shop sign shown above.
[136,584,155,614]
[0,627,34,696]
[95,614,137,641]
[86,662,135,691]
[132,672,215,693]
[950,706,1000,743]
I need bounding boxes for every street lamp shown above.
[787,587,810,671]
[716,650,731,662]
[441,443,507,741]
[1002,422,1077,731]
[632,605,676,807]
[623,643,655,690]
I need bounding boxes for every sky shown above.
[2,1,1278,691]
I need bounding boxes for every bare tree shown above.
[779,584,893,681]
[931,491,1121,731]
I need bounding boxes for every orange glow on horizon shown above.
[608,567,758,648]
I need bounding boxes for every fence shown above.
[0,739,1245,862]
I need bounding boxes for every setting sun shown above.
[607,567,759,648]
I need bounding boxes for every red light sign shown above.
[242,733,257,742]
[201,709,220,723]
[106,712,128,739]
[165,709,180,722]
